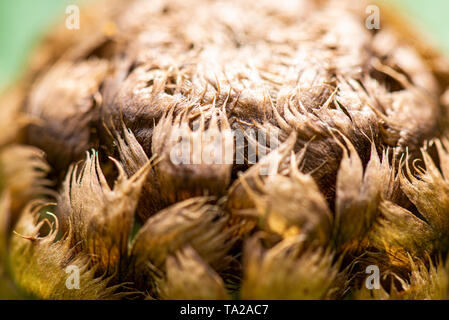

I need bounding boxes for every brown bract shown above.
[0,0,449,299]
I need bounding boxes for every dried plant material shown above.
[0,192,20,300]
[0,0,448,300]
[22,0,440,196]
[158,246,229,300]
[152,106,233,206]
[369,201,436,267]
[240,153,332,244]
[114,124,162,220]
[333,139,383,247]
[0,192,11,263]
[354,283,392,300]
[129,197,233,290]
[400,143,449,243]
[379,148,402,202]
[26,60,109,174]
[9,203,120,299]
[60,151,152,275]
[355,257,449,300]
[0,145,51,217]
[0,87,27,148]
[241,235,340,300]
[401,258,449,300]
[226,132,297,214]
[0,145,51,296]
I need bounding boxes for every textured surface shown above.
[1,0,449,300]
[1,0,449,90]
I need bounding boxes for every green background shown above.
[0,0,448,91]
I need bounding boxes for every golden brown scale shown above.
[0,0,449,299]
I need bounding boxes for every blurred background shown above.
[0,0,448,91]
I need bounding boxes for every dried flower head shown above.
[1,0,449,300]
